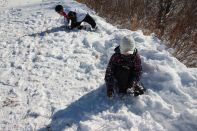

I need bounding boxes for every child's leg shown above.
[68,11,82,29]
[82,14,96,28]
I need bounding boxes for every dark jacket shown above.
[105,46,142,92]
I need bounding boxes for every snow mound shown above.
[0,0,196,131]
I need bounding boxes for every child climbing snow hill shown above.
[55,5,97,30]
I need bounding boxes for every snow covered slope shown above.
[0,0,197,131]
[0,0,44,9]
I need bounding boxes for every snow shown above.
[0,0,197,131]
[0,0,44,9]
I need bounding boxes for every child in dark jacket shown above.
[55,5,97,30]
[105,36,144,97]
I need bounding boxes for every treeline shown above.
[77,0,197,67]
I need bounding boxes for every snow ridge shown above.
[0,0,196,131]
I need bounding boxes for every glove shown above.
[107,88,113,98]
[132,81,145,95]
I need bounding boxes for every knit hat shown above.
[120,36,136,54]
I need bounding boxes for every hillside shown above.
[0,0,197,131]
[77,0,197,67]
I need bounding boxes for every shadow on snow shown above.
[38,85,124,131]
[28,25,68,37]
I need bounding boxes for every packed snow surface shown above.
[0,0,197,131]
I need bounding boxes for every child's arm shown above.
[64,18,70,26]
[64,17,72,28]
[68,11,78,29]
[133,54,142,82]
[105,54,117,95]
